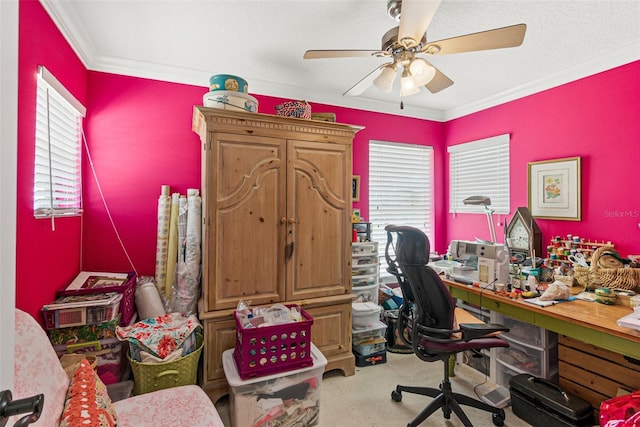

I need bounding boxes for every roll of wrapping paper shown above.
[165,193,180,298]
[185,189,202,282]
[154,185,171,295]
[178,196,188,262]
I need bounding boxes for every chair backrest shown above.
[11,309,69,426]
[385,225,456,342]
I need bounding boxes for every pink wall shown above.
[445,61,640,257]
[17,0,640,321]
[16,0,88,318]
[82,75,444,276]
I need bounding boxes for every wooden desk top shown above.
[444,278,640,358]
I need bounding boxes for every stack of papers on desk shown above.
[523,297,573,307]
[617,312,640,331]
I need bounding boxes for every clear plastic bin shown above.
[352,273,378,287]
[353,339,386,356]
[352,302,382,329]
[352,321,387,346]
[496,337,558,378]
[352,254,378,266]
[492,312,557,348]
[352,283,378,304]
[352,241,378,254]
[223,344,326,427]
[352,265,378,276]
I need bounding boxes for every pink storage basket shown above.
[233,305,313,380]
[57,272,137,326]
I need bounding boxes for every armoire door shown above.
[285,139,352,301]
[205,132,287,310]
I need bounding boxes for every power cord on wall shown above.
[81,129,138,275]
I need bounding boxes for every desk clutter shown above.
[544,235,640,293]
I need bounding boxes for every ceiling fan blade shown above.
[304,49,381,59]
[422,61,453,93]
[343,64,388,96]
[398,0,441,46]
[426,23,526,55]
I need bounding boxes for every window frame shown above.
[448,134,510,215]
[33,66,86,219]
[368,140,434,281]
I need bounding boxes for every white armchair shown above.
[6,309,224,427]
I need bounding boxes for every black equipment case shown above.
[509,374,594,426]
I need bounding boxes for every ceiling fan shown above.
[303,0,526,100]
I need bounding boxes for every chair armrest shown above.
[459,323,509,341]
[415,324,461,343]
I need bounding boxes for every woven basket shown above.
[129,333,203,395]
[573,246,640,291]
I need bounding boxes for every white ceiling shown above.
[42,0,640,121]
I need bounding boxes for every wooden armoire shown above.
[192,106,359,402]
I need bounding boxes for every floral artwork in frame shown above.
[528,157,581,220]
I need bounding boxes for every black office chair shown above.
[385,225,510,427]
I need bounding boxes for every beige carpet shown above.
[215,351,535,427]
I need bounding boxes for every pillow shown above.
[59,358,117,427]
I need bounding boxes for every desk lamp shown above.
[463,196,497,243]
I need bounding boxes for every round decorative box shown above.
[275,100,311,119]
[203,90,258,113]
[209,74,248,93]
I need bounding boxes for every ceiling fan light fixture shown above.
[373,64,397,93]
[400,67,420,96]
[409,58,436,86]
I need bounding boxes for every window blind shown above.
[369,141,433,280]
[33,66,85,218]
[448,134,510,215]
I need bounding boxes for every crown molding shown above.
[40,0,640,123]
[444,42,640,121]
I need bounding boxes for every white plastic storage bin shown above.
[352,302,382,329]
[492,312,558,348]
[223,343,327,427]
[494,333,558,378]
[352,265,378,277]
[352,241,378,254]
[352,253,378,266]
[352,283,379,304]
[352,321,387,346]
[494,358,558,388]
[352,273,377,288]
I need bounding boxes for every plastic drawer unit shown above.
[490,312,559,387]
[492,312,558,348]
[352,283,379,304]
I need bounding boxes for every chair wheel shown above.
[391,390,402,402]
[492,410,505,426]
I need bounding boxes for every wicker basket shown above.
[128,333,202,395]
[573,246,640,292]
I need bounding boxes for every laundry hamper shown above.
[128,333,203,395]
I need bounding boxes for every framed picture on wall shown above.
[352,176,360,202]
[528,157,581,220]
